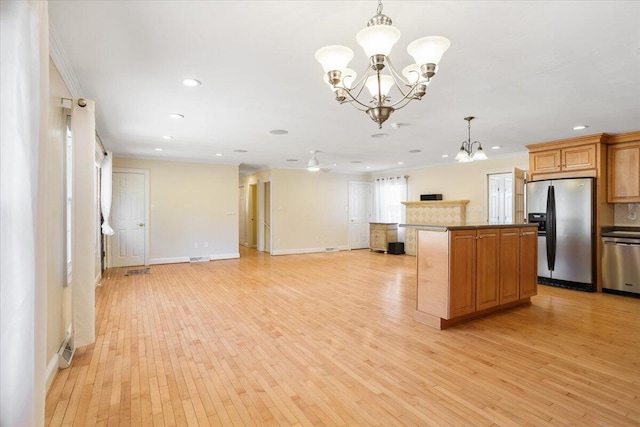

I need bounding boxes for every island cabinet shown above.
[414,224,538,330]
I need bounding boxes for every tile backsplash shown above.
[614,203,640,226]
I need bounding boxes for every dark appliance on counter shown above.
[526,177,595,291]
[420,194,443,201]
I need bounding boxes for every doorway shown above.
[239,185,246,246]
[349,181,372,249]
[111,169,149,267]
[264,181,271,253]
[249,183,258,248]
[487,168,526,224]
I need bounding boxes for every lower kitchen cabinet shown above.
[369,222,398,253]
[415,224,538,329]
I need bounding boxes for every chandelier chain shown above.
[377,0,383,15]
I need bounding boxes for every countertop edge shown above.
[400,223,539,231]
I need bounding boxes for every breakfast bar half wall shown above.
[401,200,470,255]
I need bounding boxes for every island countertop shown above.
[400,223,539,232]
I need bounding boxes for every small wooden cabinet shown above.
[369,223,398,253]
[608,132,640,203]
[416,225,538,329]
[530,143,597,177]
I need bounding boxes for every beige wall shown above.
[240,169,370,254]
[112,158,239,263]
[46,59,73,387]
[374,154,529,223]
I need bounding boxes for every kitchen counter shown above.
[601,226,640,239]
[413,225,538,329]
[401,223,539,232]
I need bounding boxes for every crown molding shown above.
[49,23,83,97]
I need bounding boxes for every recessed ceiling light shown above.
[162,135,173,140]
[366,166,371,169]
[351,160,362,164]
[491,145,502,150]
[573,125,588,130]
[391,122,409,129]
[170,113,184,119]
[397,161,404,165]
[234,149,248,153]
[182,78,201,87]
[408,149,422,153]
[371,133,389,138]
[155,148,163,151]
[215,153,223,157]
[286,159,298,162]
[441,154,449,158]
[269,129,289,135]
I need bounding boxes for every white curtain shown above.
[0,1,48,426]
[71,100,97,348]
[373,176,408,241]
[101,151,114,235]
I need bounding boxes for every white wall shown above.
[46,59,73,389]
[241,169,370,255]
[373,154,529,223]
[112,158,239,263]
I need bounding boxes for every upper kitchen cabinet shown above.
[526,134,607,181]
[608,131,640,203]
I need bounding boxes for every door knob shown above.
[138,223,144,227]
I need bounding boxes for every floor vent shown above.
[125,268,151,276]
[325,247,339,253]
[58,331,75,369]
[190,256,211,263]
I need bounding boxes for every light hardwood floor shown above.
[46,247,640,426]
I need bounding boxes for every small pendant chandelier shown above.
[315,0,450,128]
[455,117,488,163]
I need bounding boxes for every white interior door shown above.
[349,181,372,249]
[239,185,246,247]
[112,171,146,267]
[488,173,513,224]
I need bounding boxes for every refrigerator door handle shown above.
[546,184,556,271]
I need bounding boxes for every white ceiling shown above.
[49,1,640,176]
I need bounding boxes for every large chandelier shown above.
[315,0,450,128]
[455,116,488,163]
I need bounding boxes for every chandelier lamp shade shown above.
[455,117,488,163]
[315,0,450,128]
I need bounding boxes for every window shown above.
[373,176,408,240]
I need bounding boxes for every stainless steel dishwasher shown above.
[602,232,640,295]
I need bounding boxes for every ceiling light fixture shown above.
[162,135,173,140]
[573,125,588,130]
[455,116,488,163]
[169,113,184,119]
[491,145,501,150]
[155,148,163,152]
[182,78,201,87]
[215,153,223,157]
[315,0,450,128]
[269,129,289,135]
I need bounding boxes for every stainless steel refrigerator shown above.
[526,178,595,291]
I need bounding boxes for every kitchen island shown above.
[402,223,539,329]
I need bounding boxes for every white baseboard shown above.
[45,353,59,393]
[150,252,241,265]
[94,272,102,287]
[271,246,349,256]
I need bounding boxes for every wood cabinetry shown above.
[415,225,538,329]
[527,133,613,292]
[449,230,476,317]
[529,143,597,177]
[608,132,640,203]
[369,223,398,253]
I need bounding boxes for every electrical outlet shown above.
[194,243,199,249]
